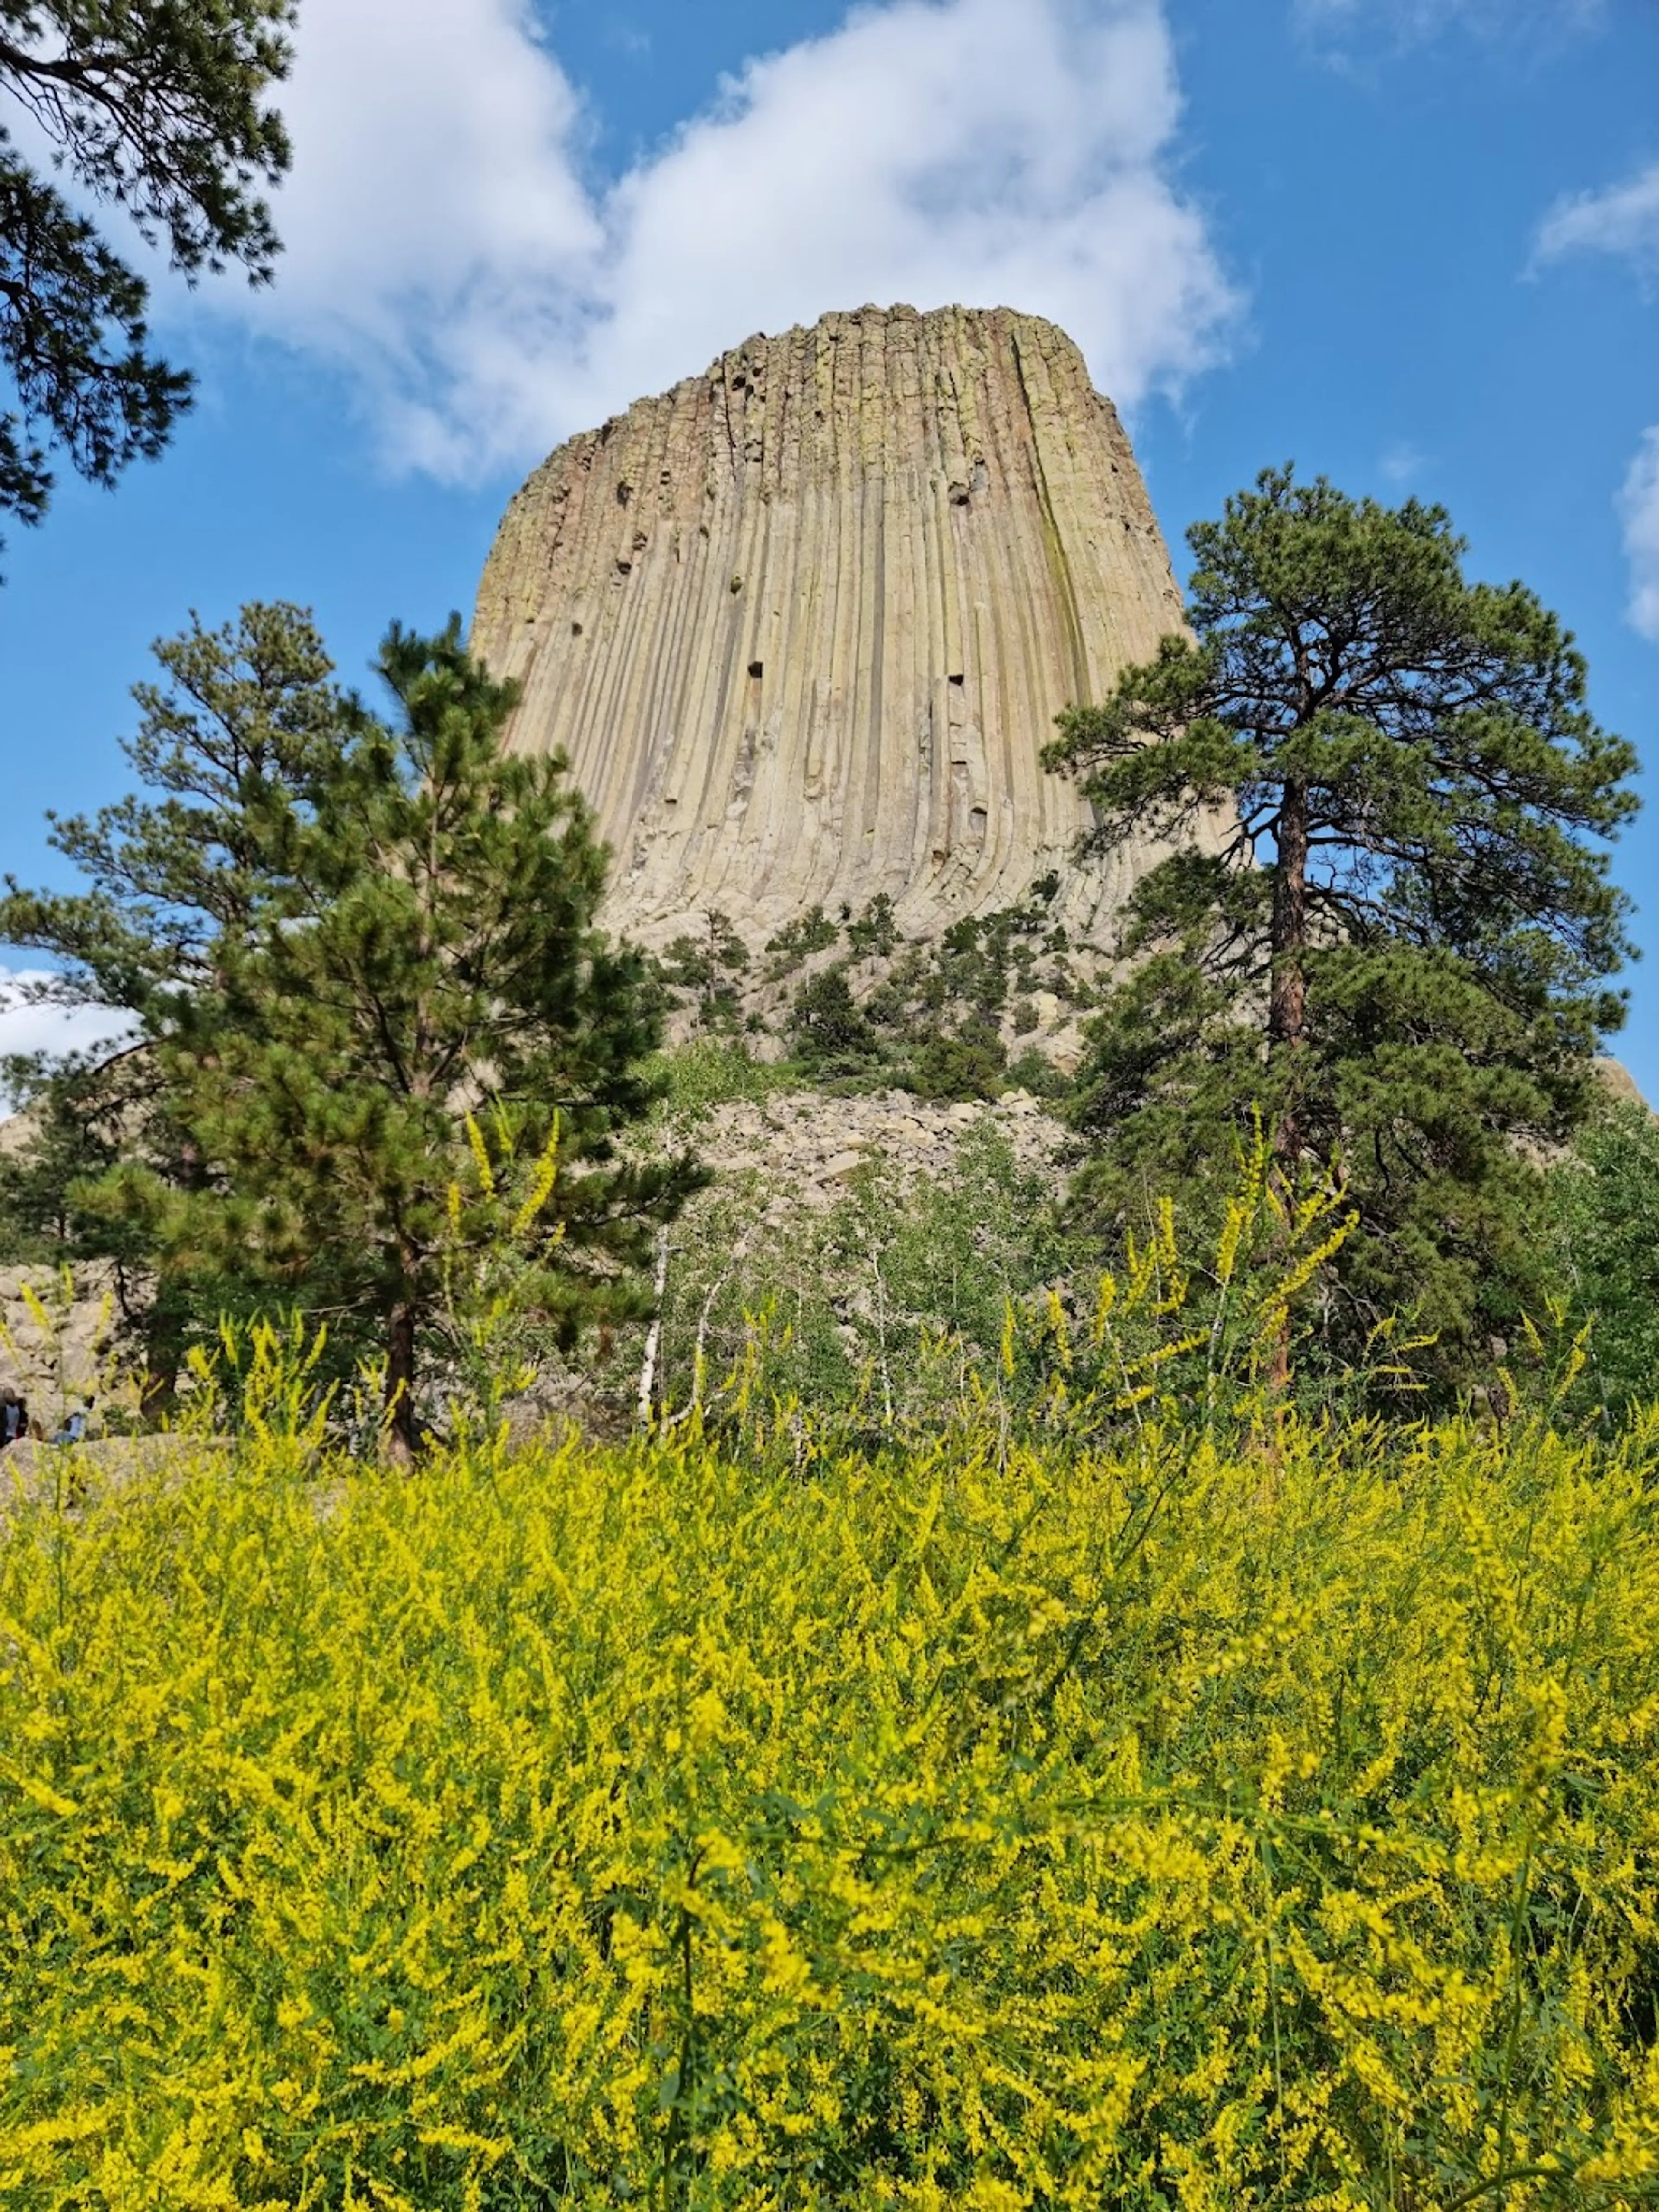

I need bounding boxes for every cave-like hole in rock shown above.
[748,660,764,679]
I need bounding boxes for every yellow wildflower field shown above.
[3,1416,1659,2208]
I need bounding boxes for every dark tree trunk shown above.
[1267,776,1312,1399]
[139,1349,178,1426]
[137,1271,191,1426]
[1268,775,1311,1180]
[384,1299,417,1466]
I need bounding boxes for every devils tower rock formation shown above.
[472,304,1197,949]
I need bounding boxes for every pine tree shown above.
[1541,1099,1659,1427]
[2,602,345,1407]
[2,605,700,1454]
[659,909,751,1034]
[1045,466,1639,1381]
[0,0,294,557]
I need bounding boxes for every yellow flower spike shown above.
[1156,1194,1178,1271]
[1214,1200,1246,1289]
[464,1110,496,1200]
[512,1114,563,1236]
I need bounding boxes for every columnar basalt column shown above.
[471,303,1207,949]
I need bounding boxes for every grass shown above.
[645,1036,805,1125]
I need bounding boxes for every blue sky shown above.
[3,0,1657,1089]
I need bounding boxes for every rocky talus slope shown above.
[473,303,1221,951]
[682,1084,1065,1220]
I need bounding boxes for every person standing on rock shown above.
[0,1391,23,1448]
[52,1397,92,1446]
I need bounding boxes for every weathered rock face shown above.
[472,303,1201,949]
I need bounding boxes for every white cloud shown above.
[1621,430,1659,641]
[1534,167,1659,640]
[0,974,134,1105]
[1535,162,1659,288]
[1293,0,1604,51]
[206,0,1236,479]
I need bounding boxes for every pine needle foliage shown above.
[1045,467,1639,1384]
[0,604,702,1454]
[0,604,357,1406]
[1540,1099,1659,1429]
[4,1402,1659,2206]
[0,0,295,557]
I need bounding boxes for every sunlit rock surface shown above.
[473,303,1216,950]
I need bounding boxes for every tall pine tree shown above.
[2,602,347,1408]
[2,605,699,1453]
[1045,467,1638,1383]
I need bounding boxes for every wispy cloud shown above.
[1379,441,1427,487]
[1534,162,1659,641]
[1535,162,1659,289]
[188,0,1238,482]
[1293,0,1605,53]
[1621,431,1659,642]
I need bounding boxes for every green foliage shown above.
[862,878,1076,1042]
[658,911,752,1034]
[0,1099,244,1423]
[1046,466,1639,1389]
[1005,1045,1070,1101]
[0,1050,132,1270]
[6,1389,1659,2204]
[3,602,343,1020]
[429,1113,586,1442]
[784,964,883,1081]
[652,1117,1077,1441]
[776,880,1081,1104]
[0,604,700,1452]
[1541,1098,1659,1426]
[1066,936,1563,1383]
[647,1120,1395,1461]
[905,1018,1008,1103]
[844,891,900,957]
[0,605,349,1398]
[178,1308,340,1467]
[763,903,840,980]
[646,1038,799,1125]
[0,0,295,554]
